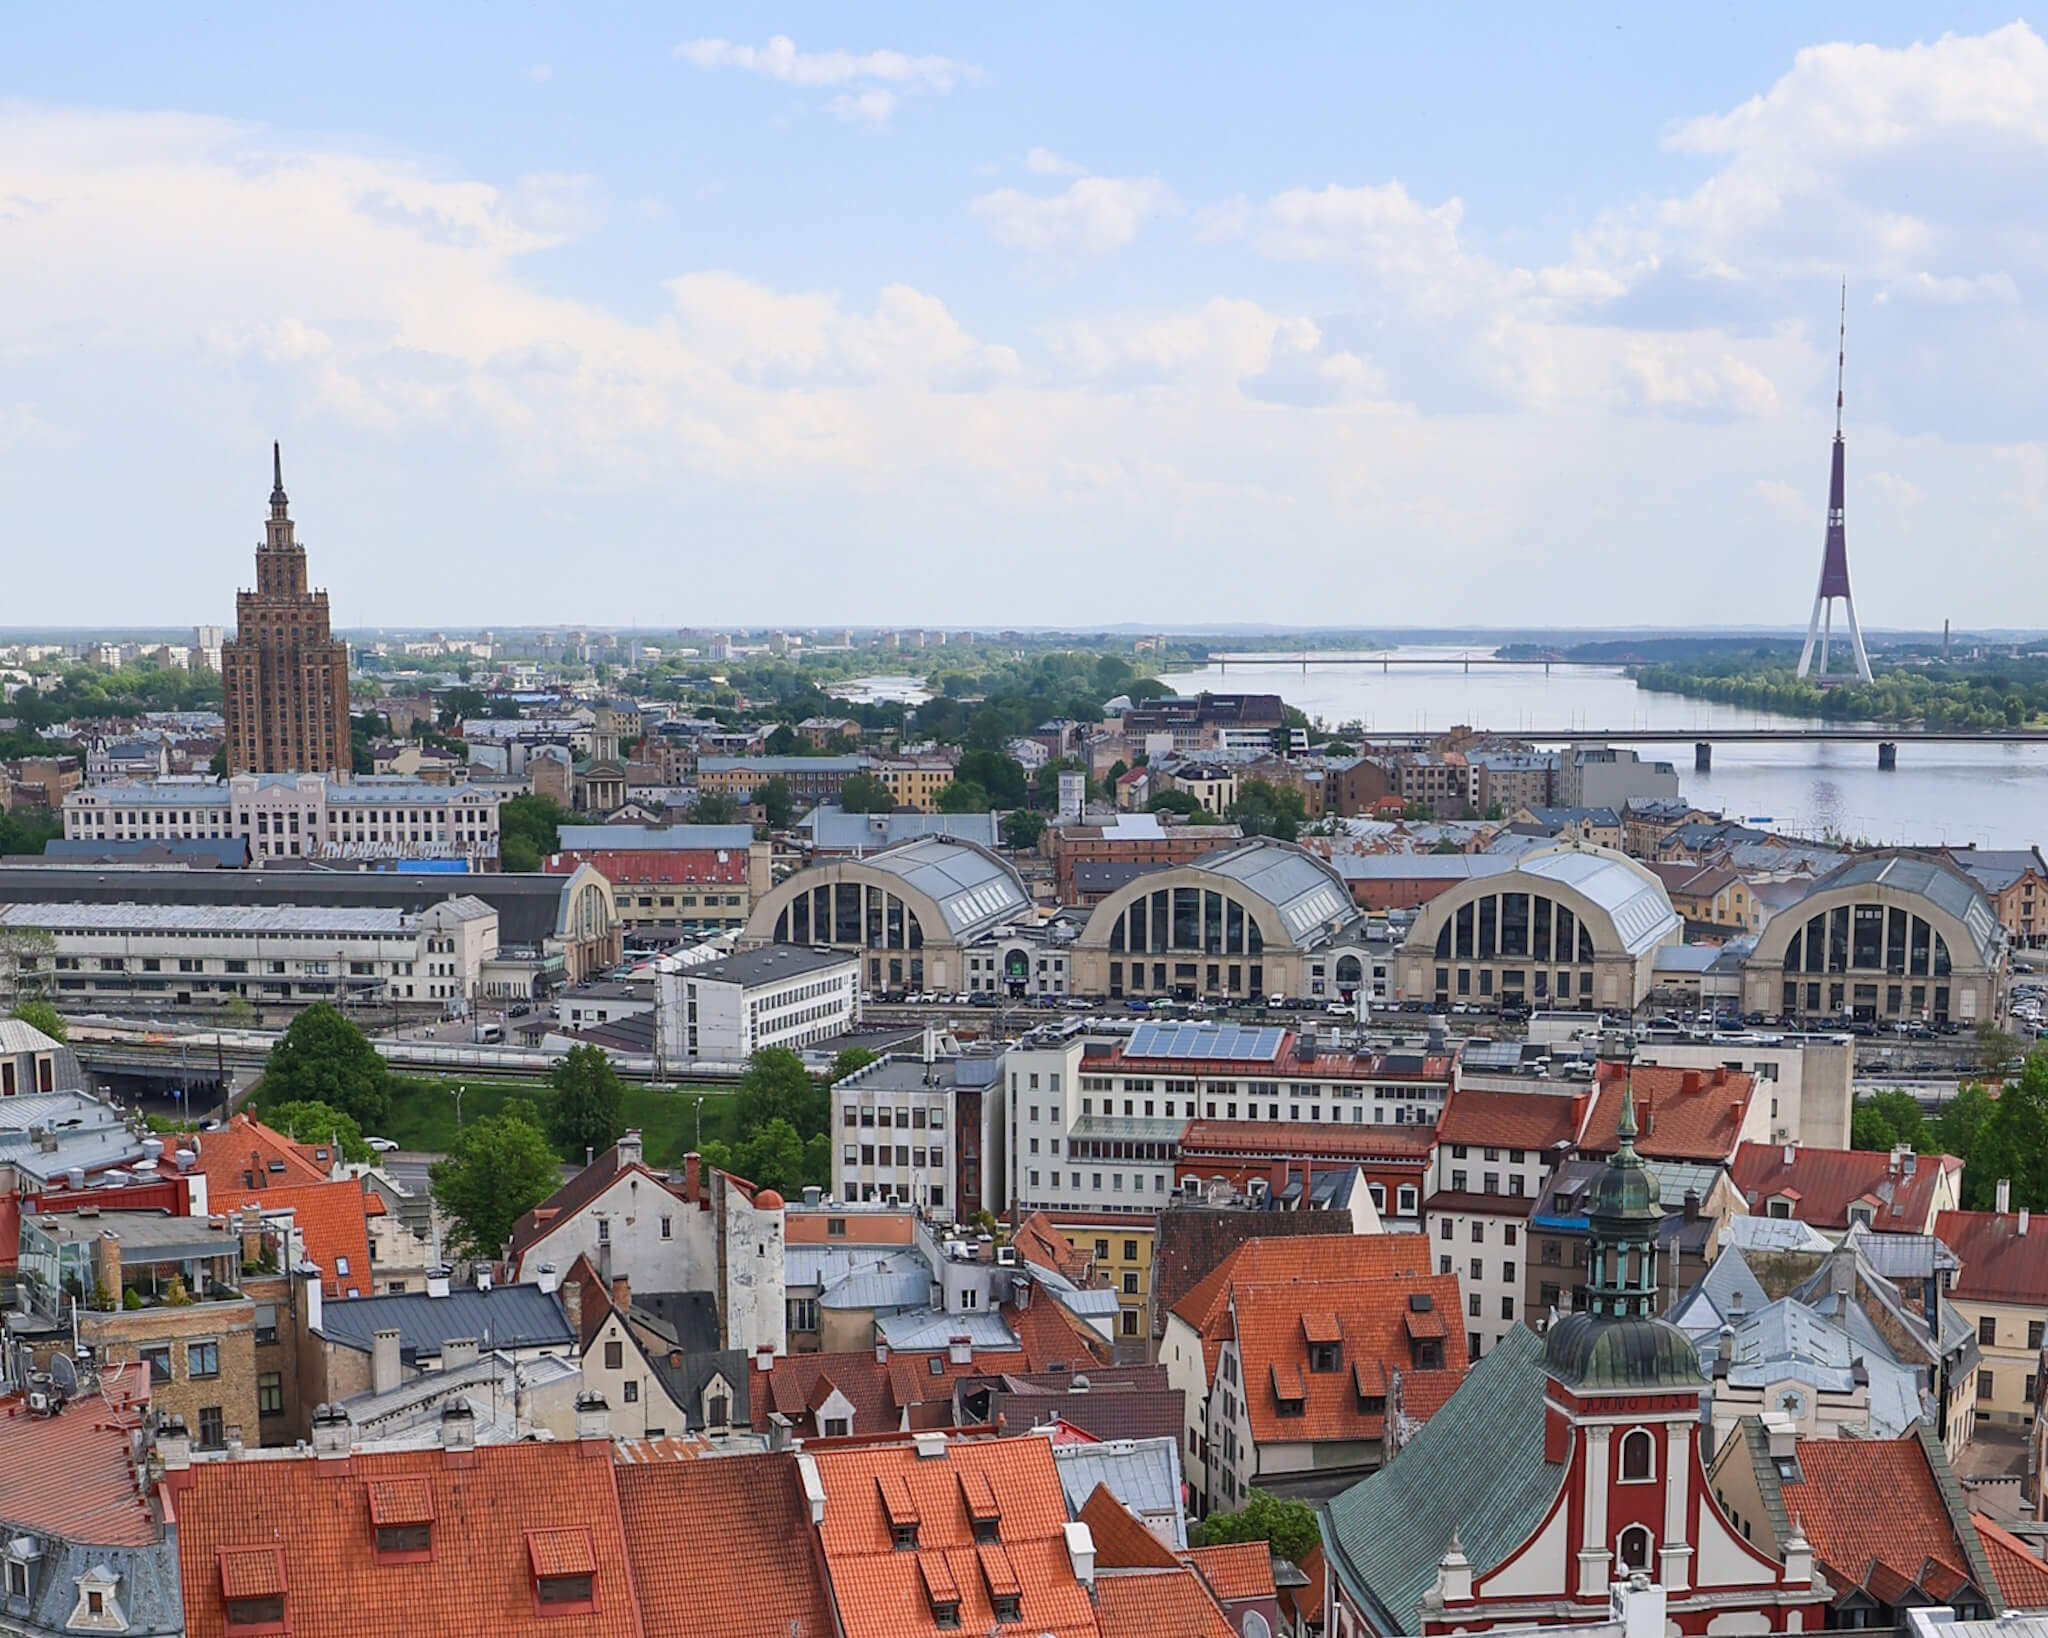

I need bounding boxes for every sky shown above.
[3,5,2046,632]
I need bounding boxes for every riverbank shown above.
[1633,661,2042,732]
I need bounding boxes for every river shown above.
[1170,648,2047,852]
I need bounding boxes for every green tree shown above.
[1001,809,1047,851]
[828,1047,878,1083]
[1146,789,1202,818]
[1961,1050,2048,1209]
[1227,778,1308,842]
[1930,1081,1997,1167]
[10,999,65,1043]
[437,686,487,728]
[733,1047,827,1138]
[693,789,742,824]
[548,1044,626,1160]
[260,1002,391,1129]
[757,777,795,828]
[955,750,1029,808]
[266,1100,373,1163]
[0,808,61,857]
[500,794,567,873]
[764,723,802,755]
[1186,1489,1318,1562]
[431,1102,562,1260]
[220,994,258,1029]
[701,1116,827,1195]
[837,773,897,813]
[1850,1088,1930,1154]
[936,779,993,813]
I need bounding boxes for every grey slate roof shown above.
[801,806,999,852]
[555,823,755,851]
[1052,1436,1189,1546]
[318,1283,574,1365]
[1516,847,1681,955]
[1321,1324,1561,1637]
[1798,850,2003,966]
[1194,840,1359,947]
[859,837,1030,937]
[683,946,858,988]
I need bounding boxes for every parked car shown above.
[364,1136,399,1154]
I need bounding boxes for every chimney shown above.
[911,1431,948,1460]
[949,1335,972,1366]
[1782,1142,1796,1167]
[1011,1274,1032,1312]
[442,1337,481,1372]
[1683,1190,1701,1224]
[426,1265,451,1299]
[226,1427,245,1460]
[2023,1210,2032,1238]
[474,1266,493,1294]
[574,1391,610,1443]
[440,1398,477,1451]
[372,1328,403,1395]
[561,1272,584,1338]
[156,1415,191,1472]
[1999,1179,2013,1215]
[535,1262,560,1296]
[1716,1322,1735,1365]
[1064,1521,1096,1591]
[297,1260,324,1335]
[769,1412,794,1453]
[92,1230,122,1302]
[797,1449,826,1522]
[684,1153,702,1204]
[617,1129,643,1168]
[311,1402,354,1460]
[755,1344,776,1374]
[875,1339,889,1364]
[610,1275,630,1315]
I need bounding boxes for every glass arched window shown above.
[1617,1525,1652,1573]
[1618,1427,1655,1482]
[1435,919,1452,960]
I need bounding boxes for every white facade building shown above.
[64,773,502,863]
[656,946,859,1064]
[829,1048,1006,1222]
[0,897,495,1011]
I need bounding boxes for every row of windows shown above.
[1432,893,1595,964]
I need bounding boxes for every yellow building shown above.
[873,756,960,813]
[1937,1206,2048,1428]
[1051,1213,1155,1347]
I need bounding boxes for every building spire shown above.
[1835,277,1846,439]
[1795,279,1873,684]
[270,442,288,509]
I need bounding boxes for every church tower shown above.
[221,446,352,777]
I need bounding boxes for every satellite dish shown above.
[49,1354,78,1394]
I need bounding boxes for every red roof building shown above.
[811,1434,1101,1638]
[1936,1209,2048,1308]
[168,1435,644,1638]
[1732,1141,1961,1235]
[1580,1064,1760,1164]
[1174,1121,1435,1228]
[1974,1514,2048,1611]
[1162,1235,1463,1514]
[191,1113,337,1193]
[208,1178,375,1299]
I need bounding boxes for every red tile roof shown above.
[1936,1210,2048,1307]
[1014,1212,1095,1284]
[1777,1433,1983,1606]
[610,1449,835,1629]
[1078,1483,1179,1570]
[210,1179,374,1299]
[1096,1567,1236,1638]
[1170,1237,1465,1443]
[1974,1514,2048,1610]
[1435,1087,1586,1152]
[192,1113,333,1192]
[0,1377,156,1547]
[543,847,747,885]
[1582,1064,1755,1163]
[812,1436,1100,1638]
[1733,1143,1959,1232]
[1181,1541,1277,1604]
[1150,1207,1358,1342]
[170,1439,643,1638]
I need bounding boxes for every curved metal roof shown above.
[1796,851,2003,967]
[1187,840,1361,948]
[1513,846,1681,956]
[861,837,1031,938]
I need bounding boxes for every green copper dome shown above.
[1543,1311,1705,1391]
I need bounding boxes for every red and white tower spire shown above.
[1797,282,1873,682]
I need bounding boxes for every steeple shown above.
[269,442,289,512]
[1796,281,1873,684]
[1584,1081,1663,1319]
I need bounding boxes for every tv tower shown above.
[1796,282,1873,683]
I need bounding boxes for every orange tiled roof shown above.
[1170,1237,1466,1431]
[170,1439,643,1638]
[1180,1540,1276,1604]
[0,1378,156,1547]
[1937,1210,2048,1307]
[1096,1567,1235,1638]
[209,1178,374,1299]
[1582,1064,1755,1163]
[1974,1514,2048,1610]
[1436,1087,1586,1152]
[1733,1143,1959,1232]
[1078,1484,1179,1570]
[1778,1434,1980,1604]
[1014,1211,1094,1284]
[812,1436,1100,1638]
[192,1113,333,1191]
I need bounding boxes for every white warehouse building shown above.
[657,946,860,1064]
[0,897,497,1011]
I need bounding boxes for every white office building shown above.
[829,1047,1006,1223]
[64,773,503,864]
[657,946,860,1064]
[0,898,496,1011]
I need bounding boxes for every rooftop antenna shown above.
[1795,278,1873,684]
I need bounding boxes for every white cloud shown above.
[971,176,1175,256]
[526,64,553,85]
[1026,147,1083,176]
[676,34,976,91]
[828,90,897,125]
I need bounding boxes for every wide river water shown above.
[1167,648,2048,852]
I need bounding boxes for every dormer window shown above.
[526,1529,597,1616]
[979,1542,1023,1625]
[918,1552,963,1630]
[367,1477,437,1564]
[879,1473,920,1550]
[217,1548,285,1635]
[960,1470,1002,1545]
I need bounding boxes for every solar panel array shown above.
[1124,1022,1288,1062]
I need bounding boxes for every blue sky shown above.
[3,6,2044,629]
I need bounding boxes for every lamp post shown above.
[449,1082,468,1132]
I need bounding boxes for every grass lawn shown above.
[249,1073,737,1166]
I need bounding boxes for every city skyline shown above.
[5,6,2047,626]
